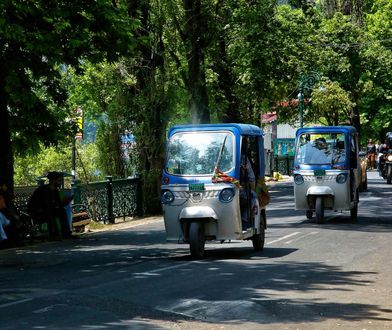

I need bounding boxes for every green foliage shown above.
[1,0,137,153]
[14,142,103,186]
[311,80,355,125]
[0,0,139,197]
[366,0,392,48]
[6,0,392,205]
[95,121,126,178]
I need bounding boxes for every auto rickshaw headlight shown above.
[336,173,347,184]
[161,190,175,204]
[388,155,392,162]
[219,188,235,203]
[294,174,304,185]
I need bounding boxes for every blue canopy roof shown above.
[296,126,357,137]
[168,123,263,137]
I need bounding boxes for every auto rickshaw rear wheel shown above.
[306,210,313,219]
[350,189,359,220]
[252,214,265,251]
[315,197,324,224]
[189,221,205,259]
[350,203,358,220]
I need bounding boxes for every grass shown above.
[87,220,106,230]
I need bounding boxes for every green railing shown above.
[274,154,294,176]
[265,151,294,177]
[14,176,143,224]
[72,176,143,223]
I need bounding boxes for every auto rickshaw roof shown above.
[168,123,263,137]
[296,126,357,137]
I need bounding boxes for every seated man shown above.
[0,177,22,246]
[0,193,11,243]
[27,172,73,240]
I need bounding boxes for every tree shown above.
[165,0,211,124]
[361,0,392,141]
[67,1,175,214]
[0,0,137,203]
[311,80,355,125]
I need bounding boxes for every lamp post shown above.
[298,72,319,128]
[298,82,304,128]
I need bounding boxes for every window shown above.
[296,133,346,165]
[166,131,234,175]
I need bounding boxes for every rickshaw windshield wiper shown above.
[214,135,228,171]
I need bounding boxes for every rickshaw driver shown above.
[309,138,330,164]
[240,154,257,229]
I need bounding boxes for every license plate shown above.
[189,183,205,191]
[314,169,326,176]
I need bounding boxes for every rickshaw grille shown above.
[174,190,219,199]
[303,175,335,182]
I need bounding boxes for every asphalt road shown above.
[1,170,391,330]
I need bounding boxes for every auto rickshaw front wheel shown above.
[189,221,205,259]
[315,197,325,224]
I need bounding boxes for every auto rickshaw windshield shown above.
[165,131,234,175]
[296,132,346,165]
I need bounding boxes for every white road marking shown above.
[0,298,33,308]
[284,231,318,244]
[132,262,197,277]
[266,232,301,245]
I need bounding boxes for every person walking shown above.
[367,139,377,170]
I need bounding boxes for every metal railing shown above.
[265,151,294,177]
[14,176,143,224]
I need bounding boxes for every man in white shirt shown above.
[309,138,330,164]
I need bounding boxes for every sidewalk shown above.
[86,215,163,233]
[0,177,293,253]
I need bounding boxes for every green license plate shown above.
[189,183,205,191]
[314,169,326,176]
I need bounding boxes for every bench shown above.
[71,204,90,233]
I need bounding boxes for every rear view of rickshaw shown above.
[161,124,269,258]
[293,126,361,224]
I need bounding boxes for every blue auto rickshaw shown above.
[293,126,361,224]
[161,124,268,258]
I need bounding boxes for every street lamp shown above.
[298,87,304,128]
[298,72,319,128]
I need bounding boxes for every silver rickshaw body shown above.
[161,123,267,258]
[293,126,361,224]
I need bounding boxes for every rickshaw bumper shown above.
[305,186,335,210]
[306,186,335,196]
[179,206,218,220]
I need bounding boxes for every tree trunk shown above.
[214,35,241,123]
[128,0,167,215]
[0,68,14,204]
[184,0,210,124]
[351,106,361,135]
